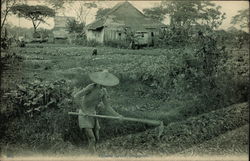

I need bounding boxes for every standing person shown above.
[73,70,122,153]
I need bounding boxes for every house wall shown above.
[103,27,126,42]
[86,29,105,43]
[87,26,163,46]
[146,28,158,46]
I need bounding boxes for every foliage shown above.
[224,27,249,48]
[66,1,97,24]
[11,4,55,33]
[4,79,73,117]
[154,1,225,47]
[38,28,53,39]
[1,79,83,151]
[45,1,98,24]
[20,43,248,109]
[45,0,65,10]
[1,37,249,154]
[72,38,101,47]
[143,6,167,22]
[104,40,130,49]
[231,9,249,30]
[216,48,249,106]
[66,19,84,34]
[95,8,112,20]
[162,1,225,29]
[15,44,248,107]
[1,0,18,33]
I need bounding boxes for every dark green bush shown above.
[104,40,130,49]
[72,37,101,47]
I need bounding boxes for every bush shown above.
[104,40,130,49]
[74,38,101,47]
[1,78,87,151]
[86,39,101,47]
[216,49,249,106]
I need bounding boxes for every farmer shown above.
[73,70,122,153]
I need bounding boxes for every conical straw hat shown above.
[89,70,119,86]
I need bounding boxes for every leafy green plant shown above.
[5,79,73,117]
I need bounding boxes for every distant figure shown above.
[19,40,25,47]
[92,48,97,56]
[18,37,25,47]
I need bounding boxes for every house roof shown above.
[87,1,167,31]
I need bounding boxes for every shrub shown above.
[104,40,130,49]
[1,78,86,150]
[86,39,101,47]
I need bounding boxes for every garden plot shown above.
[1,44,249,156]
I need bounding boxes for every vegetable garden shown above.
[0,39,249,156]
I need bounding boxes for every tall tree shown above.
[66,1,97,24]
[46,0,65,10]
[11,4,55,33]
[95,8,111,20]
[143,6,167,22]
[162,1,225,29]
[1,0,18,33]
[66,19,84,33]
[231,9,249,30]
[46,1,98,24]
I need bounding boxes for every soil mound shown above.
[97,102,249,156]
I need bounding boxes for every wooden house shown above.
[86,1,167,46]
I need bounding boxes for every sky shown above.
[6,1,249,31]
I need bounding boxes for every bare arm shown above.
[101,89,122,117]
[73,83,96,98]
[73,88,85,98]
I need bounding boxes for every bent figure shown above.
[73,70,122,153]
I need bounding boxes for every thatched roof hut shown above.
[86,2,167,46]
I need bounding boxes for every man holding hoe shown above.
[73,70,122,153]
[70,70,164,153]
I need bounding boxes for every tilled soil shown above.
[179,124,249,155]
[96,102,249,156]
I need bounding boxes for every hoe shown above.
[68,112,164,139]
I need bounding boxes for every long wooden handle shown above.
[68,112,161,126]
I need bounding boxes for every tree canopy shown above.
[95,8,111,20]
[45,0,65,10]
[11,4,55,33]
[143,6,167,22]
[231,9,249,30]
[142,1,225,30]
[1,0,18,33]
[66,19,84,33]
[162,1,225,29]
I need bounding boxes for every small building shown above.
[86,1,167,46]
[52,16,75,42]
